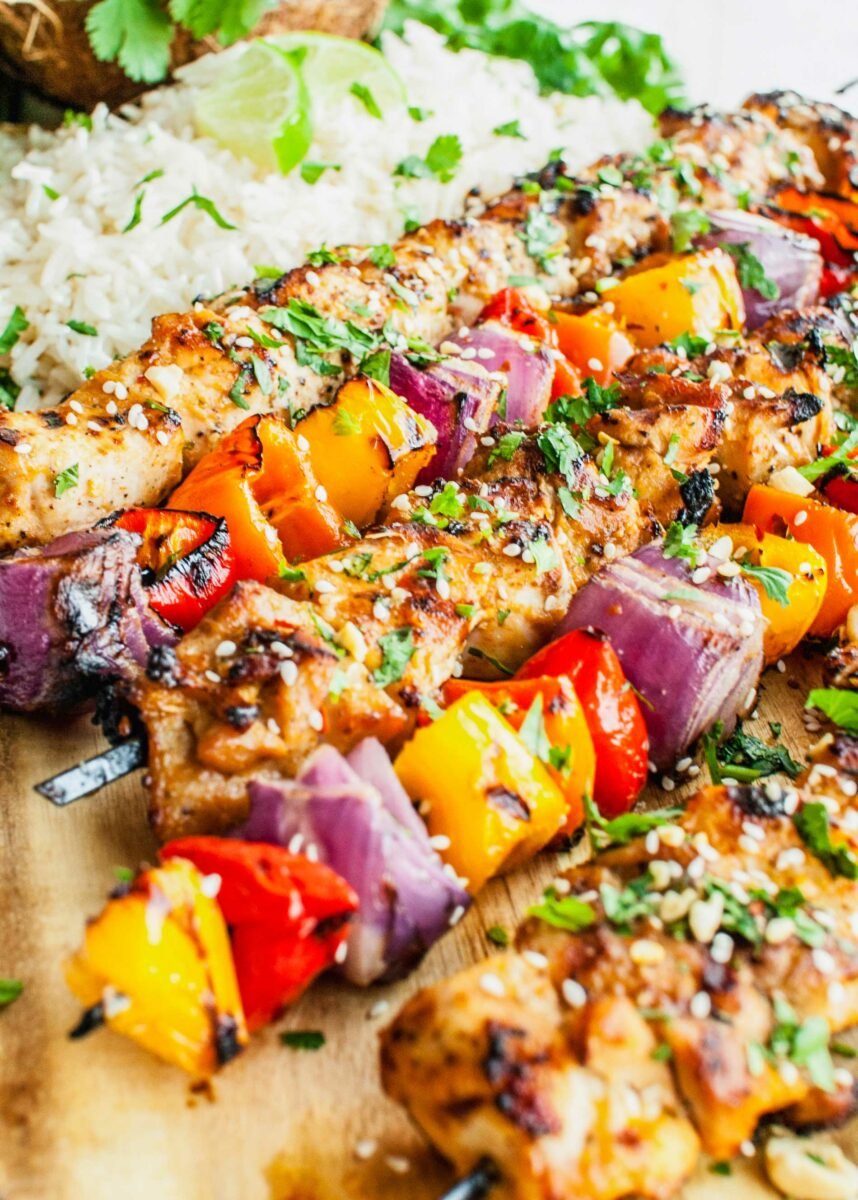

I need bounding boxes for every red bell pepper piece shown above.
[110,507,236,632]
[766,188,858,296]
[516,627,649,819]
[160,838,358,1032]
[478,286,557,345]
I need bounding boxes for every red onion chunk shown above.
[388,354,501,484]
[240,742,470,986]
[700,210,822,329]
[445,321,554,427]
[558,542,765,769]
[0,528,175,712]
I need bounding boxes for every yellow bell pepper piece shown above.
[394,692,567,893]
[299,377,436,528]
[702,523,827,663]
[606,248,745,348]
[65,858,248,1076]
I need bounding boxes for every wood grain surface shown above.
[2,649,857,1200]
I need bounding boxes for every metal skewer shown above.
[35,737,146,806]
[439,1161,498,1200]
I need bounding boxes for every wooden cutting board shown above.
[2,652,857,1200]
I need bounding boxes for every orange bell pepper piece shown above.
[605,248,745,349]
[551,308,635,385]
[743,484,858,636]
[169,414,344,581]
[298,377,436,528]
[550,354,583,401]
[442,674,593,840]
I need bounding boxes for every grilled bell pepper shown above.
[478,286,555,344]
[169,414,344,581]
[441,675,594,841]
[815,443,858,514]
[110,507,236,631]
[297,377,436,528]
[701,523,827,662]
[394,691,567,893]
[550,308,635,386]
[64,858,247,1076]
[605,248,745,348]
[767,187,858,296]
[517,627,648,819]
[161,838,358,1032]
[478,286,586,400]
[744,484,858,637]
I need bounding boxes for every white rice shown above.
[0,22,652,408]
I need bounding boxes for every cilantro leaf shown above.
[280,1029,325,1050]
[486,925,510,946]
[300,162,341,185]
[168,0,274,44]
[585,794,683,849]
[360,348,391,385]
[536,423,584,484]
[548,376,619,429]
[799,429,858,482]
[373,627,415,688]
[710,723,802,784]
[66,319,98,337]
[794,801,858,880]
[0,306,28,356]
[806,687,858,733]
[722,242,780,300]
[519,694,552,763]
[668,330,710,357]
[368,243,396,270]
[487,430,527,467]
[662,520,702,568]
[528,536,558,576]
[0,369,20,409]
[519,205,563,275]
[54,464,80,498]
[825,339,858,389]
[86,0,173,84]
[160,188,236,229]
[381,7,685,116]
[350,81,382,119]
[670,208,711,253]
[528,887,596,932]
[395,134,463,183]
[741,563,792,607]
[493,119,525,138]
[0,979,23,1009]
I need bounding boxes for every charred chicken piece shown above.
[383,773,858,1197]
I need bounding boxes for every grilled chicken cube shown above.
[383,771,858,1195]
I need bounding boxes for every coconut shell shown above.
[0,0,390,110]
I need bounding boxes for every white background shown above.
[533,1,858,111]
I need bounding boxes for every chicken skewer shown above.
[0,93,851,553]
[382,741,858,1199]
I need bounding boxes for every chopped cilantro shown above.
[300,161,341,185]
[670,208,710,252]
[467,646,514,676]
[668,330,709,357]
[487,430,527,466]
[54,463,80,498]
[280,1029,325,1051]
[741,562,792,606]
[662,520,702,568]
[799,429,858,482]
[160,188,236,230]
[529,536,558,576]
[430,481,465,520]
[528,887,596,932]
[0,979,23,1010]
[350,81,382,118]
[250,354,272,396]
[368,243,396,270]
[373,627,415,688]
[0,306,28,355]
[66,319,98,337]
[332,407,361,436]
[395,133,463,182]
[585,794,683,849]
[122,190,146,232]
[486,925,510,946]
[794,801,858,880]
[360,348,391,385]
[493,119,525,138]
[722,242,780,300]
[825,339,858,389]
[519,205,563,275]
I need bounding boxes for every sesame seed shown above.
[334,940,348,963]
[70,399,84,413]
[279,660,299,686]
[234,336,253,349]
[716,560,741,578]
[765,917,795,945]
[296,434,310,452]
[66,413,78,426]
[503,542,522,557]
[629,938,665,965]
[449,904,466,926]
[309,709,324,732]
[113,382,128,401]
[561,978,588,1008]
[429,834,451,851]
[710,931,734,963]
[204,669,220,684]
[315,484,328,503]
[522,950,549,970]
[793,510,808,526]
[287,832,304,855]
[812,948,837,976]
[740,1141,756,1159]
[314,579,335,594]
[105,399,118,416]
[587,357,603,371]
[354,1139,377,1161]
[667,604,681,620]
[13,442,32,456]
[215,640,237,657]
[463,416,479,432]
[385,1156,410,1175]
[689,991,711,1019]
[368,1000,390,1019]
[479,971,506,997]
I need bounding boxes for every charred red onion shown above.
[0,528,175,712]
[239,740,470,986]
[389,354,501,483]
[699,210,822,328]
[444,321,554,426]
[558,542,765,769]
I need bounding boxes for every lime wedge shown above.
[263,32,406,117]
[193,41,312,175]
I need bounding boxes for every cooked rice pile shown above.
[0,23,651,408]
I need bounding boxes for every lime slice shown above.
[263,32,406,116]
[193,41,312,175]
